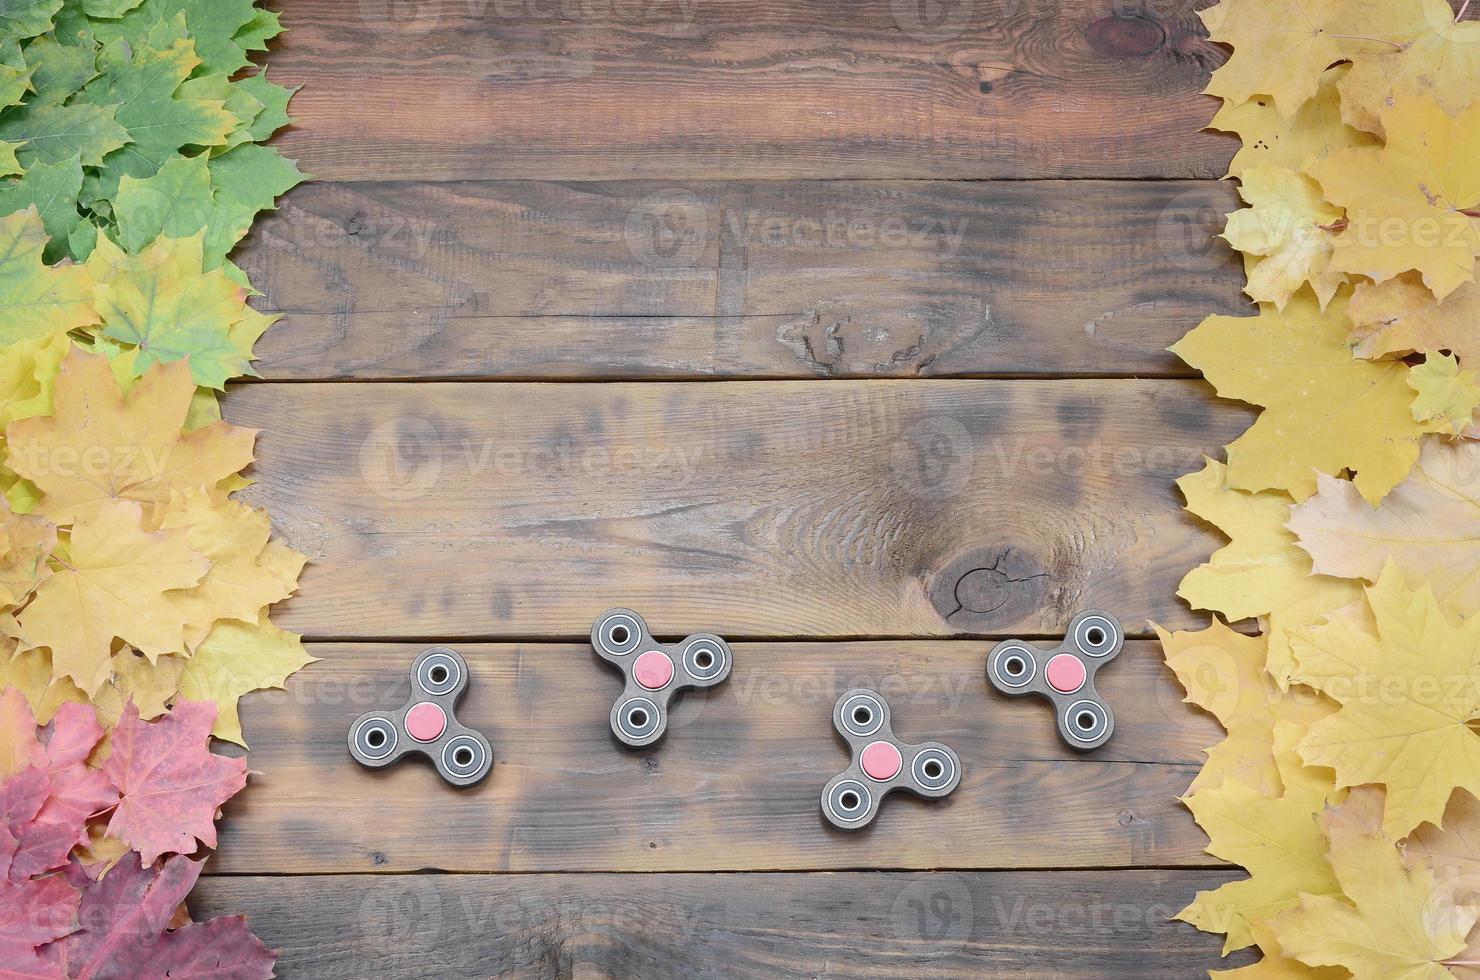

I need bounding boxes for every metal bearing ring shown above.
[615,697,662,741]
[1064,699,1109,744]
[440,734,488,781]
[683,637,727,681]
[991,643,1037,689]
[416,650,461,696]
[1073,615,1119,658]
[825,779,873,827]
[597,613,643,656]
[911,747,956,792]
[840,693,885,738]
[351,716,398,761]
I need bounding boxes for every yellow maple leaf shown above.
[1333,0,1480,136]
[178,619,315,746]
[1409,355,1480,434]
[0,208,98,344]
[1271,787,1476,979]
[1179,775,1342,954]
[160,488,305,647]
[1350,273,1480,364]
[1223,166,1345,310]
[4,349,255,527]
[1310,93,1480,301]
[1171,292,1426,503]
[0,331,69,431]
[1289,440,1480,620]
[1199,0,1347,115]
[15,499,208,696]
[0,640,86,726]
[1160,619,1335,796]
[1211,919,1348,978]
[1406,790,1480,918]
[1209,66,1378,179]
[1292,566,1480,837]
[0,496,54,606]
[91,649,186,726]
[1176,458,1362,688]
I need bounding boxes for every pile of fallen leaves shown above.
[1,690,273,974]
[1,0,307,973]
[1164,0,1480,975]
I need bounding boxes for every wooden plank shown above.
[225,378,1248,640]
[193,870,1248,977]
[244,179,1244,380]
[211,640,1220,873]
[268,0,1232,180]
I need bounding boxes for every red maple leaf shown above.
[36,704,115,838]
[0,872,79,952]
[0,699,117,883]
[40,854,276,979]
[102,702,248,865]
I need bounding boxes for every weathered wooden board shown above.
[193,870,1247,977]
[211,640,1220,873]
[225,378,1247,640]
[243,179,1244,380]
[269,0,1232,181]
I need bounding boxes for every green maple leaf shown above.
[79,36,235,196]
[0,141,19,176]
[114,145,302,267]
[232,70,294,142]
[0,39,33,111]
[88,233,256,388]
[206,143,303,245]
[83,0,145,14]
[89,0,259,76]
[0,99,128,167]
[232,8,282,54]
[176,71,262,150]
[0,0,63,40]
[0,152,83,259]
[23,35,97,105]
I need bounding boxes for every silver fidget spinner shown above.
[590,607,733,748]
[347,647,493,786]
[985,610,1124,750]
[820,689,962,830]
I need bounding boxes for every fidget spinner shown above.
[347,647,493,786]
[590,607,733,748]
[820,689,962,830]
[985,610,1124,750]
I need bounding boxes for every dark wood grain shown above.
[194,870,1247,977]
[243,179,1244,380]
[212,640,1219,873]
[266,0,1232,181]
[223,379,1248,641]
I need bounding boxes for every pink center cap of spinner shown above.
[405,702,446,742]
[633,651,675,690]
[1046,654,1087,694]
[860,741,902,781]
